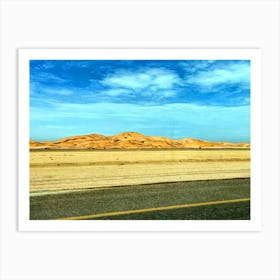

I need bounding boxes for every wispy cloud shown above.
[180,60,216,73]
[30,71,69,85]
[61,61,93,70]
[187,61,250,90]
[101,68,181,93]
[35,61,56,70]
[41,88,74,96]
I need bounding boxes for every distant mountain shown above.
[30,132,250,149]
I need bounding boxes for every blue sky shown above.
[30,60,250,142]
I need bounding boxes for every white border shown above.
[18,48,262,232]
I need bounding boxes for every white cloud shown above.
[187,63,250,89]
[102,72,149,89]
[102,68,181,91]
[91,67,183,102]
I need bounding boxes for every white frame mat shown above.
[18,48,262,232]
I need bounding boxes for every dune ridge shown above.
[30,132,250,149]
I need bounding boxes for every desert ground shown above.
[30,148,250,220]
[30,149,250,195]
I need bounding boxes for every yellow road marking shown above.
[58,197,250,220]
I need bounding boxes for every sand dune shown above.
[30,131,250,149]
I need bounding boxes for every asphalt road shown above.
[30,178,250,220]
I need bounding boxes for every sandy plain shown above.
[30,149,250,195]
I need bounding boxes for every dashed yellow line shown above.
[58,197,250,220]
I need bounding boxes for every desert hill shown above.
[29,132,250,149]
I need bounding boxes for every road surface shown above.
[30,178,250,220]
